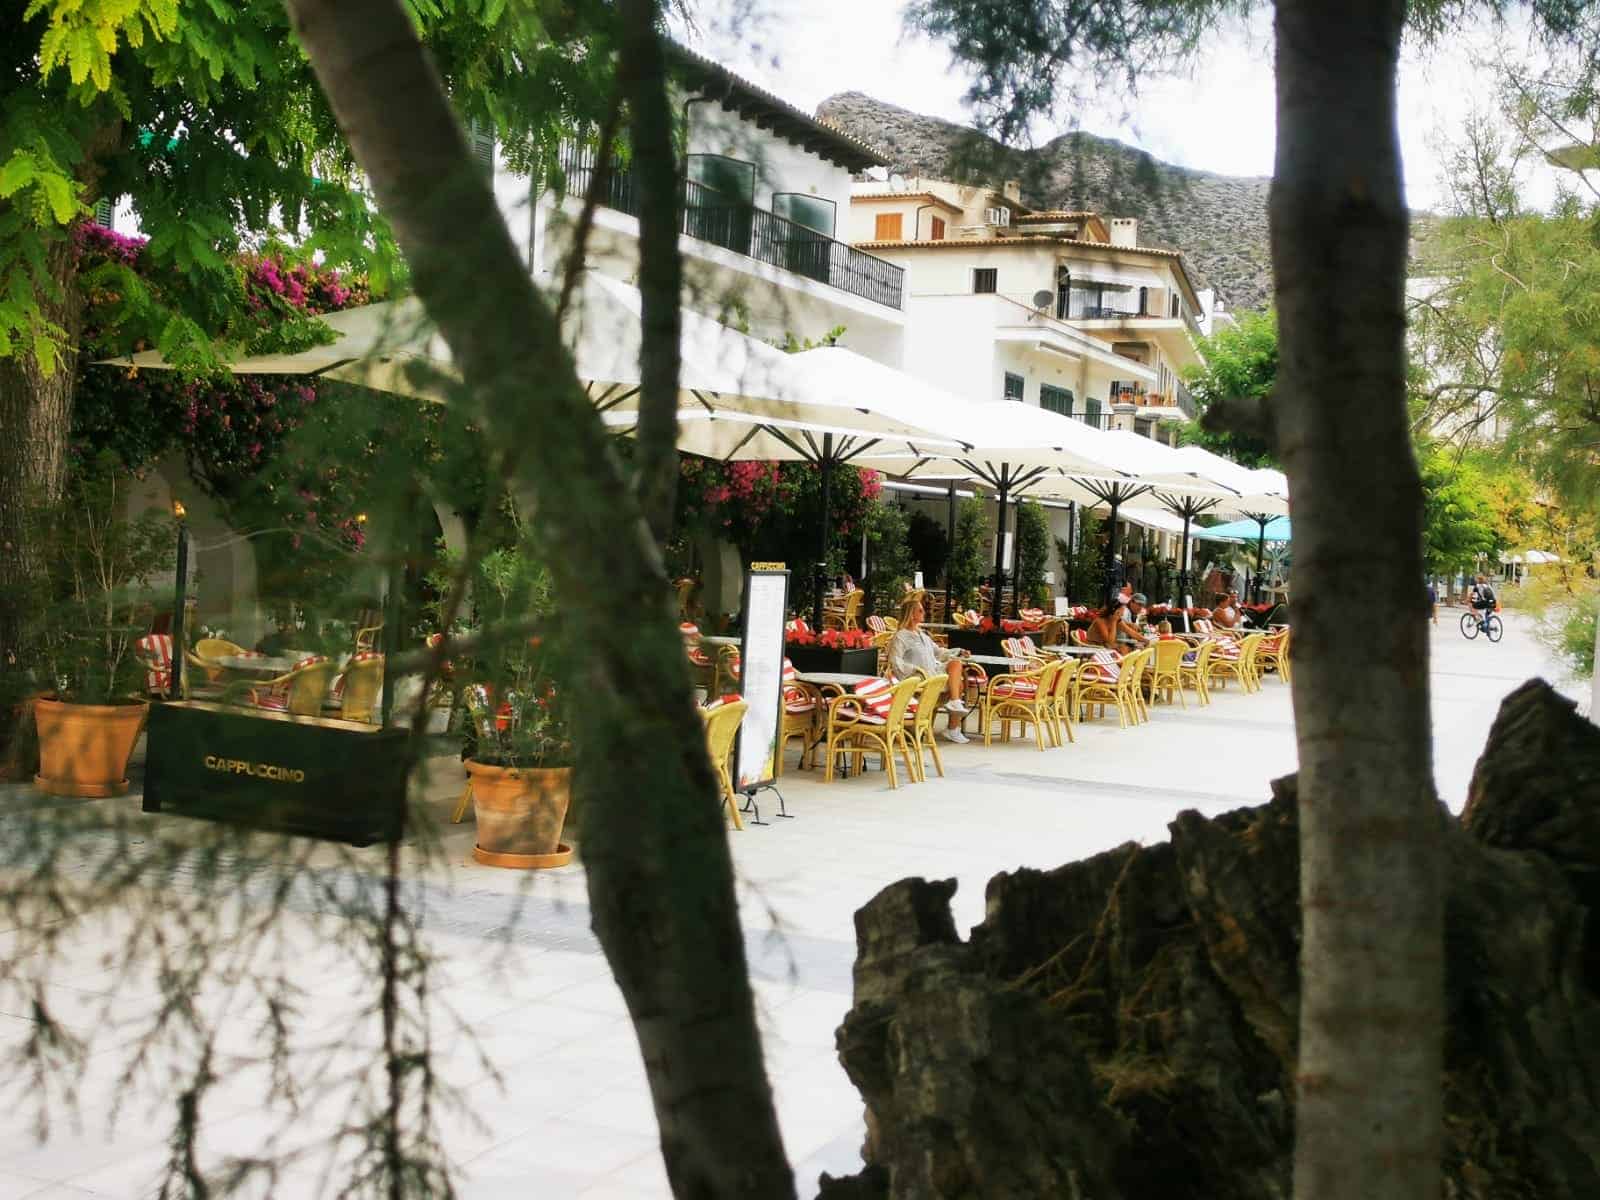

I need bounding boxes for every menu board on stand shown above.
[734,565,790,823]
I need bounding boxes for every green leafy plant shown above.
[1056,509,1104,605]
[947,496,990,607]
[24,454,175,704]
[1013,499,1051,607]
[863,500,916,612]
[1537,586,1598,679]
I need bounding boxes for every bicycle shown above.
[1459,609,1503,643]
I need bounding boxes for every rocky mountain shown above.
[817,92,1274,313]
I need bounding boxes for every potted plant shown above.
[462,649,574,870]
[784,625,878,675]
[25,456,175,797]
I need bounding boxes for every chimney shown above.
[1003,179,1022,203]
[1109,217,1139,247]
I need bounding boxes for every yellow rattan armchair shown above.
[333,652,385,724]
[902,672,949,782]
[822,676,921,787]
[1048,656,1084,744]
[822,588,865,632]
[1260,627,1291,684]
[250,658,338,717]
[1210,632,1266,693]
[777,680,820,775]
[1178,639,1215,706]
[702,699,748,830]
[1075,652,1139,728]
[1148,640,1187,709]
[982,658,1061,750]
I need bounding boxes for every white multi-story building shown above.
[510,43,909,365]
[848,178,1207,445]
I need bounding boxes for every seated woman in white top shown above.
[886,596,971,744]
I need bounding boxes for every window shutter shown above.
[1003,372,1025,402]
[467,118,495,176]
[92,197,115,228]
[874,212,903,240]
[930,215,945,240]
[973,268,997,294]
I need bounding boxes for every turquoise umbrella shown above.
[1193,515,1291,603]
[1192,516,1292,542]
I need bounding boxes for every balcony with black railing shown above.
[557,147,904,310]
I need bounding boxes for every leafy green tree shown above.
[863,500,915,614]
[906,508,950,585]
[1179,310,1278,466]
[0,0,611,672]
[1013,498,1052,607]
[947,495,990,608]
[1056,509,1104,605]
[1419,450,1500,578]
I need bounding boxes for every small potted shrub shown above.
[26,457,175,797]
[463,650,574,870]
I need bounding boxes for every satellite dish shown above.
[888,173,910,192]
[1032,289,1055,310]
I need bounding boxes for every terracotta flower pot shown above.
[33,696,150,798]
[466,759,573,869]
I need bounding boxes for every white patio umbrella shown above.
[1125,444,1290,607]
[848,406,1237,616]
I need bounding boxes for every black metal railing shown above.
[1173,381,1197,420]
[558,145,904,310]
[1071,410,1112,430]
[1070,303,1150,320]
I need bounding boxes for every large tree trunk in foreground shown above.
[617,0,684,547]
[1269,4,1442,1198]
[0,237,81,674]
[819,680,1600,1199]
[281,3,794,1195]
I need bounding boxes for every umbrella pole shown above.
[1253,515,1268,605]
[1102,496,1123,608]
[171,515,190,699]
[991,477,1009,623]
[812,435,834,630]
[944,481,956,620]
[1179,512,1192,632]
[1065,501,1077,609]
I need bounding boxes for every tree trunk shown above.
[1270,3,1443,1198]
[0,236,81,673]
[618,0,684,548]
[279,3,794,1196]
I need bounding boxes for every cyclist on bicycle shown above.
[1469,575,1498,630]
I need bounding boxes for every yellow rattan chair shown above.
[823,589,865,632]
[1048,656,1084,744]
[902,672,949,782]
[188,637,249,686]
[1178,639,1215,706]
[1260,627,1291,684]
[332,652,385,724]
[702,699,748,830]
[822,676,921,788]
[250,657,338,717]
[1148,640,1187,709]
[983,658,1061,750]
[1209,632,1265,693]
[1075,652,1139,728]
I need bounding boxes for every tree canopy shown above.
[1179,309,1278,467]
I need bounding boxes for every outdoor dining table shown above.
[216,654,300,674]
[965,654,1033,671]
[1043,645,1108,657]
[793,671,873,688]
[699,634,741,648]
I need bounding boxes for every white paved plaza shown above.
[0,612,1584,1199]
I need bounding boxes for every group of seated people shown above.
[1084,589,1246,649]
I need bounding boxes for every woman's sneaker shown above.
[945,698,968,714]
[943,727,969,744]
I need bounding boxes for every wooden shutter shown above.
[874,212,903,240]
[467,118,495,176]
[930,215,946,240]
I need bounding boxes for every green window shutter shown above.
[93,197,115,228]
[1040,384,1073,416]
[467,119,495,176]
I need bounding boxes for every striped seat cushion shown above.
[253,654,329,710]
[134,634,173,693]
[846,676,893,725]
[785,617,812,636]
[783,685,816,715]
[1019,607,1046,623]
[991,678,1039,699]
[1084,649,1121,683]
[1210,638,1241,661]
[865,615,889,634]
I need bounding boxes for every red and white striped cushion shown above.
[134,634,173,693]
[1001,637,1028,659]
[1210,638,1241,662]
[785,617,812,636]
[1193,619,1214,635]
[1019,608,1045,623]
[991,678,1039,699]
[1084,649,1121,683]
[783,686,816,714]
[847,677,893,725]
[866,615,889,634]
[253,654,328,710]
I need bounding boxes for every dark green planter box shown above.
[784,645,879,676]
[947,630,1011,658]
[143,701,407,846]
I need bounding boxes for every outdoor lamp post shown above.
[171,500,189,698]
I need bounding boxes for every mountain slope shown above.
[817,91,1274,312]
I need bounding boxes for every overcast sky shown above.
[681,3,1562,213]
